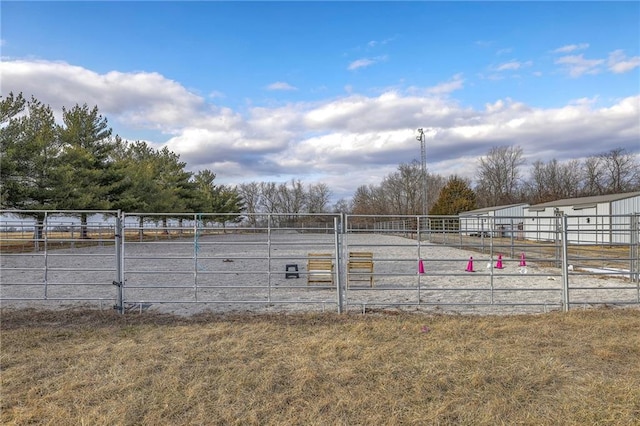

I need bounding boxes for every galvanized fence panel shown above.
[342,214,640,314]
[344,215,567,314]
[0,210,120,310]
[562,213,640,310]
[2,210,638,314]
[117,212,342,314]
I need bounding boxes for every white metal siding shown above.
[611,195,640,244]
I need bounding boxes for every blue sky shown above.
[2,1,639,203]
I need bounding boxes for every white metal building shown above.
[459,203,529,238]
[524,191,640,244]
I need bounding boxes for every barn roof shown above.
[460,203,529,216]
[527,191,640,210]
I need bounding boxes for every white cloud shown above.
[552,43,589,54]
[302,90,460,133]
[366,37,395,49]
[266,81,297,91]
[607,50,640,74]
[485,99,505,113]
[426,74,464,95]
[1,59,638,200]
[554,49,639,77]
[555,54,605,77]
[347,55,388,71]
[494,60,533,72]
[0,59,205,131]
[348,58,375,71]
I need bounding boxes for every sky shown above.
[1,1,639,204]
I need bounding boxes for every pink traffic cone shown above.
[495,254,504,269]
[418,259,425,274]
[465,257,475,272]
[519,252,526,267]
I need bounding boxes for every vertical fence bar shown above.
[193,213,199,302]
[554,208,562,268]
[267,214,273,302]
[631,213,639,285]
[335,216,343,314]
[43,212,49,299]
[489,216,495,305]
[561,214,570,312]
[114,212,124,314]
[417,216,422,300]
[509,218,515,259]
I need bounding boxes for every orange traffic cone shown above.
[465,257,475,272]
[495,254,504,269]
[519,252,526,267]
[418,259,425,274]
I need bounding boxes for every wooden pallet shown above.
[307,253,334,285]
[348,251,374,287]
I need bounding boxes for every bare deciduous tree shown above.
[381,161,423,215]
[240,180,333,218]
[258,182,279,213]
[582,156,605,195]
[351,184,387,215]
[599,147,640,193]
[350,162,445,215]
[525,159,583,203]
[277,179,306,215]
[475,145,525,207]
[580,148,640,196]
[307,183,332,213]
[237,182,261,226]
[332,198,352,213]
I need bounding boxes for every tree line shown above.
[1,93,249,234]
[0,93,337,231]
[352,145,640,216]
[2,93,638,225]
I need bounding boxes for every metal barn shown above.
[459,203,529,238]
[524,192,640,244]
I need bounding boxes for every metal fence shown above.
[1,210,638,315]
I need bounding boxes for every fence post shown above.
[114,211,124,314]
[554,208,563,268]
[561,214,570,312]
[631,213,639,284]
[42,212,50,299]
[335,215,344,314]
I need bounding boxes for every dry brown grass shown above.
[2,307,639,425]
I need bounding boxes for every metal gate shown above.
[116,212,342,315]
[0,210,121,309]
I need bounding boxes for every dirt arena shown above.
[1,233,637,316]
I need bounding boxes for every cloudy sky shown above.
[1,1,639,202]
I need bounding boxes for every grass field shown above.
[1,307,639,425]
